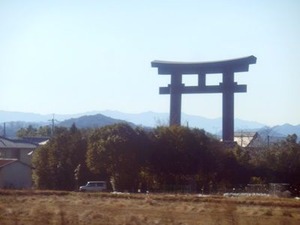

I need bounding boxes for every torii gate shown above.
[151,55,257,142]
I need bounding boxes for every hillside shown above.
[58,114,131,128]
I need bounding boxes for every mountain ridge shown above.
[0,110,299,138]
[58,114,132,128]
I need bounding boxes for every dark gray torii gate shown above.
[151,55,257,142]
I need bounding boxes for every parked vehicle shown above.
[79,181,107,192]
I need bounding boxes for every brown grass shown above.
[0,190,300,225]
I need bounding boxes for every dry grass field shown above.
[0,190,300,225]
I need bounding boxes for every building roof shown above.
[0,158,17,168]
[21,137,50,145]
[234,132,258,148]
[0,136,37,149]
[0,158,33,169]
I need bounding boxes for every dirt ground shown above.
[0,190,300,225]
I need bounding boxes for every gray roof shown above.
[0,136,37,149]
[234,132,258,148]
[0,158,33,168]
[0,158,17,168]
[21,137,50,145]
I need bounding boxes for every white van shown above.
[79,181,107,192]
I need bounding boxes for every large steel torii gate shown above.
[151,55,257,142]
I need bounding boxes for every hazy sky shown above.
[0,0,299,126]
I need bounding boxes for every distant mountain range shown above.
[0,110,299,138]
[98,110,266,133]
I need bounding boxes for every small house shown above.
[0,159,32,189]
[0,136,38,189]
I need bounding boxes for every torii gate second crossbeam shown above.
[151,55,257,142]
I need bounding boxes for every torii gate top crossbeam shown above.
[151,55,257,74]
[151,55,257,142]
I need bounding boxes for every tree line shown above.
[17,124,52,137]
[31,123,300,195]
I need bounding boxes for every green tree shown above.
[37,126,52,136]
[147,126,224,192]
[17,125,52,137]
[249,134,300,195]
[86,123,145,192]
[32,144,52,189]
[32,124,88,190]
[17,125,37,137]
[270,134,300,183]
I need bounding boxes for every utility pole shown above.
[3,122,6,137]
[49,114,58,136]
[241,131,244,148]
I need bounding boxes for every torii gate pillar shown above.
[151,56,257,142]
[222,71,235,141]
[170,72,183,125]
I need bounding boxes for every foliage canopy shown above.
[31,124,300,194]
